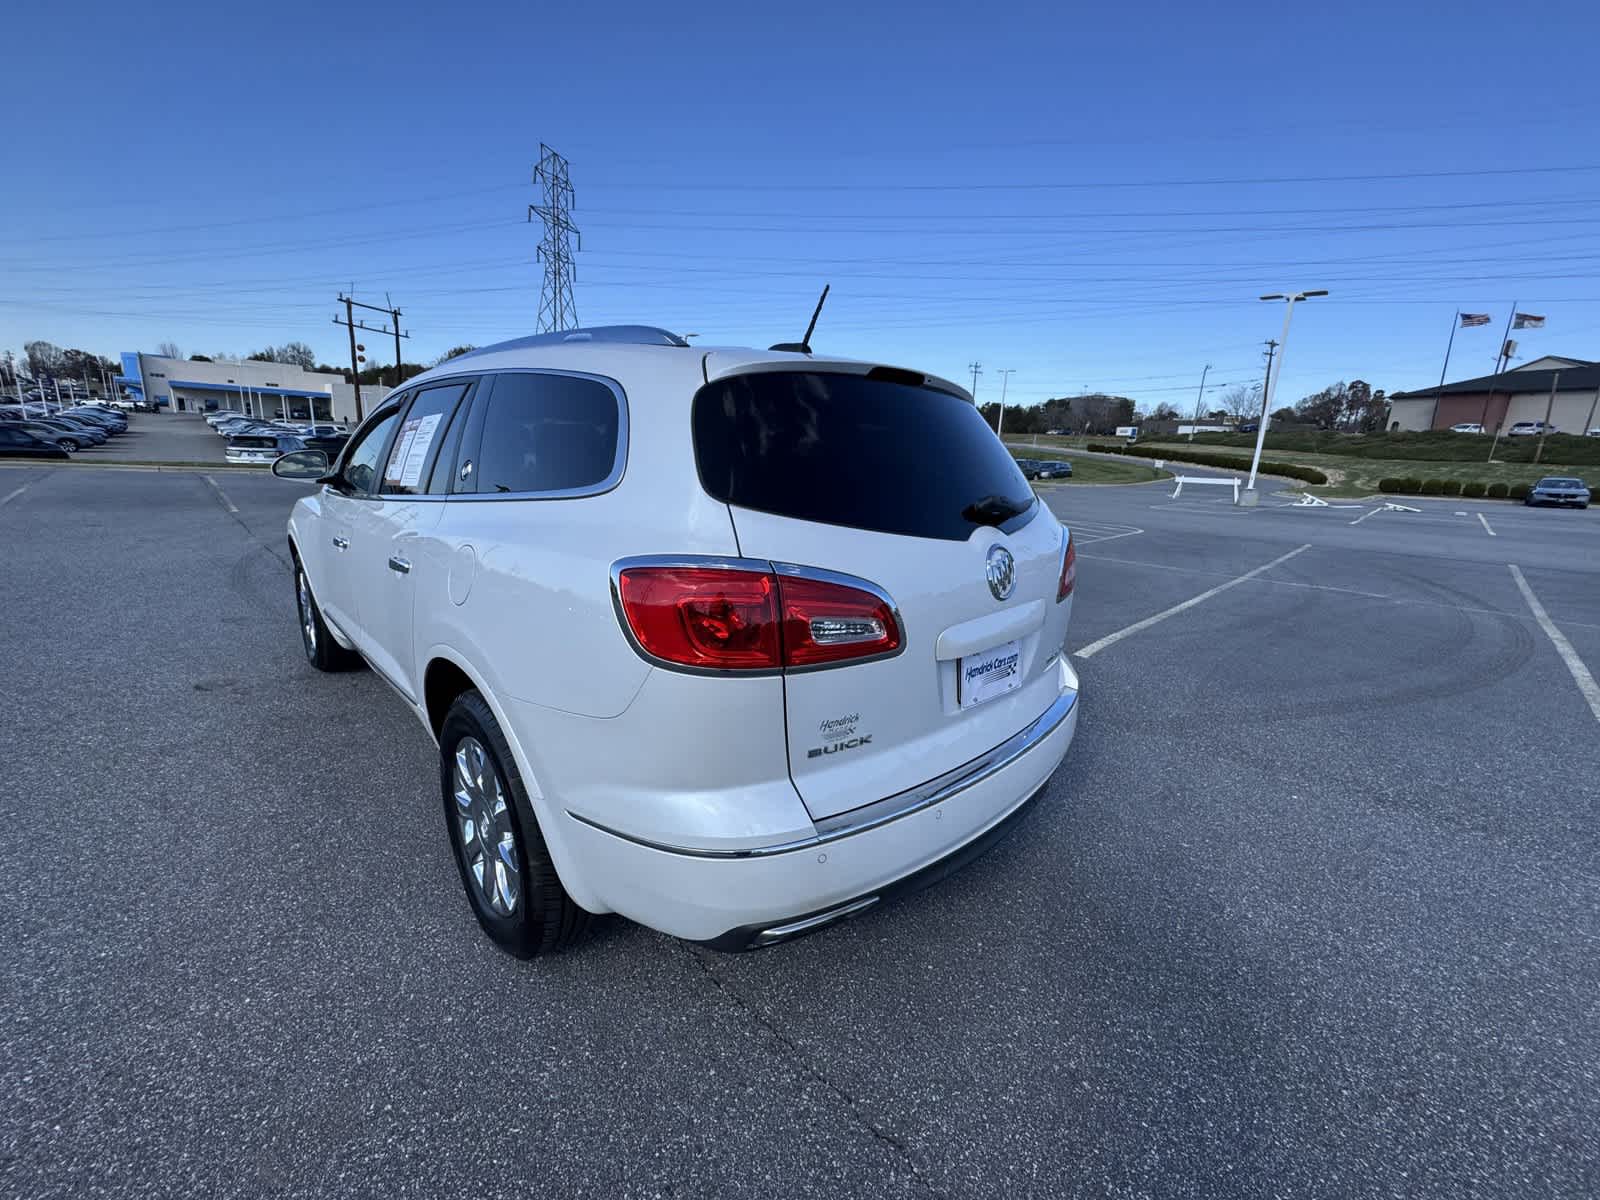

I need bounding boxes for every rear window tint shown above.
[692,370,1035,541]
[468,372,622,495]
[229,436,277,449]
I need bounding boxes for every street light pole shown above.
[1249,290,1327,491]
[996,368,1015,439]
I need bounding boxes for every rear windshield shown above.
[230,436,277,449]
[693,370,1035,541]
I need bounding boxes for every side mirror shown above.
[271,449,329,480]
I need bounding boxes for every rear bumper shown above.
[558,677,1079,945]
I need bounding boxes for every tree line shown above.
[980,378,1392,436]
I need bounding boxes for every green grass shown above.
[1137,442,1592,498]
[1010,448,1169,485]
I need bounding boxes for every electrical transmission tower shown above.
[528,143,580,333]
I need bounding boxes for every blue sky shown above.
[5,0,1600,413]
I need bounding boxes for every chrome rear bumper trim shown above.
[566,687,1077,860]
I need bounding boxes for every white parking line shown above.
[1348,507,1383,526]
[1080,551,1600,631]
[203,474,238,514]
[1073,543,1311,659]
[1069,522,1144,545]
[1509,565,1600,725]
[1,483,29,508]
[1478,512,1496,537]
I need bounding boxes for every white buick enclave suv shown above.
[273,326,1080,955]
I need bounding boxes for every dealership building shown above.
[1389,356,1600,433]
[115,351,372,423]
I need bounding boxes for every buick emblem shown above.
[986,545,1015,601]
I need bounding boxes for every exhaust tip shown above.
[750,895,880,948]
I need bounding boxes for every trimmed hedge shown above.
[1179,429,1600,466]
[1086,443,1328,485]
[1440,480,1463,496]
[1377,477,1404,493]
[1378,477,1424,494]
[1419,479,1444,495]
[1509,483,1532,500]
[1461,481,1487,498]
[1486,482,1510,498]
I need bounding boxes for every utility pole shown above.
[335,293,410,420]
[529,143,580,333]
[968,361,982,404]
[1260,340,1278,420]
[1188,363,1211,442]
[995,368,1015,438]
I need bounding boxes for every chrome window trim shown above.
[565,687,1077,859]
[606,555,908,678]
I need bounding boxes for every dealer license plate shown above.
[958,639,1022,709]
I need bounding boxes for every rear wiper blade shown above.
[961,494,1029,526]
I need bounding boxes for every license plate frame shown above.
[957,639,1023,709]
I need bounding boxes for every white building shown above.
[116,351,377,422]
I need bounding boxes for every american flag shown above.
[1512,313,1546,329]
[1459,313,1492,327]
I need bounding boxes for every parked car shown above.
[1,419,99,451]
[1507,421,1557,437]
[65,407,126,433]
[43,416,111,444]
[1012,457,1042,479]
[1449,422,1485,434]
[0,426,72,459]
[302,434,349,457]
[1034,460,1073,479]
[270,326,1080,956]
[1524,477,1590,508]
[226,434,309,465]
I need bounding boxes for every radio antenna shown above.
[770,283,831,354]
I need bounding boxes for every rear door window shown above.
[464,372,623,495]
[692,369,1035,541]
[380,381,472,496]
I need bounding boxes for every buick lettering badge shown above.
[986,545,1015,601]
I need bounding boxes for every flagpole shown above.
[1479,300,1517,430]
[1439,311,1459,389]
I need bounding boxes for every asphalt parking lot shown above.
[3,465,1597,1199]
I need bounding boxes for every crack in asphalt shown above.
[684,946,944,1200]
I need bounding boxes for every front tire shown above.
[60,438,79,452]
[439,691,590,957]
[294,558,360,671]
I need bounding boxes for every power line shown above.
[624,163,1600,192]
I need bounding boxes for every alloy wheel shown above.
[452,737,521,916]
[296,569,317,658]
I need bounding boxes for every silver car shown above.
[1525,477,1591,509]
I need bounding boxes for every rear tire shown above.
[439,691,590,957]
[60,438,79,452]
[293,557,360,671]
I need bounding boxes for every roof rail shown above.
[454,326,691,361]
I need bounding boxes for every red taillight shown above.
[777,573,901,667]
[615,564,899,671]
[616,567,782,670]
[1057,533,1076,601]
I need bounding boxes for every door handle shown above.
[388,556,412,575]
[332,536,349,550]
